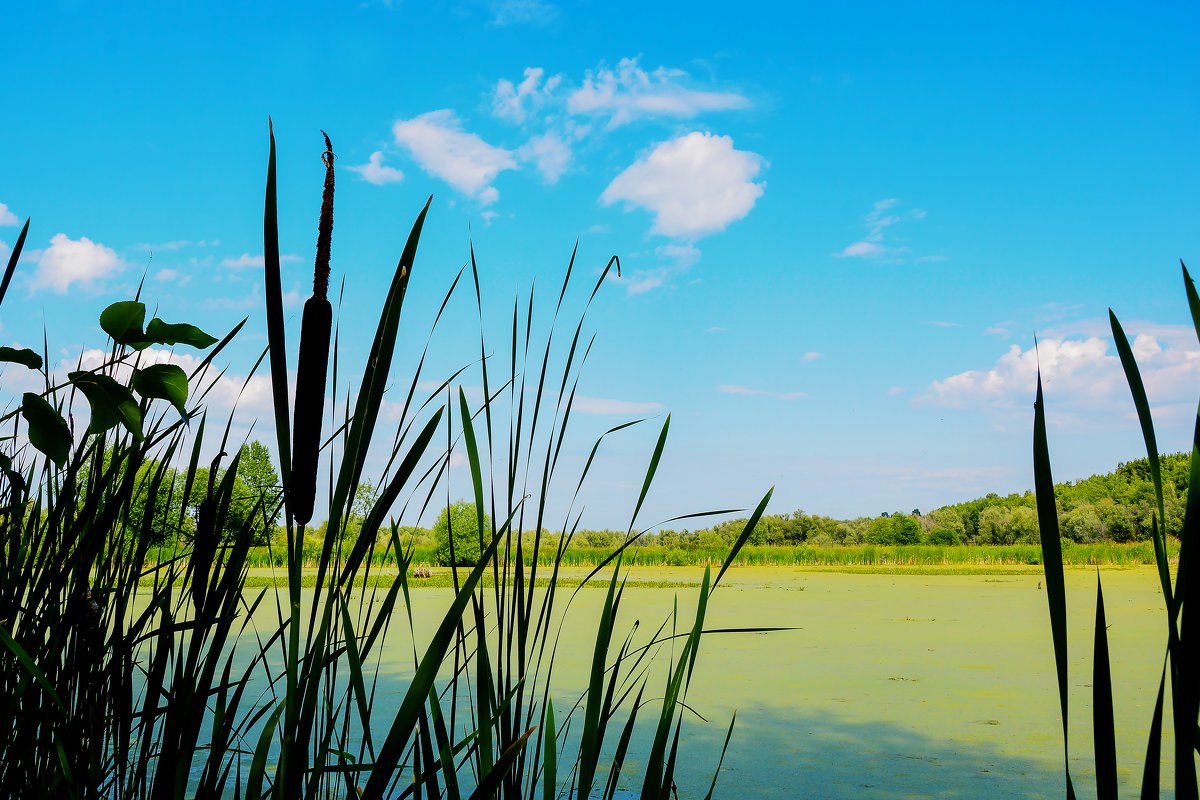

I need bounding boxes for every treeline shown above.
[617,452,1188,549]
[131,445,1189,554]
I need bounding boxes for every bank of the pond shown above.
[164,540,1174,572]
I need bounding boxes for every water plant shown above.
[0,123,771,799]
[1034,263,1199,798]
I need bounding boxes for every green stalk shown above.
[290,132,335,526]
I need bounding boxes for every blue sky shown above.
[2,1,1199,530]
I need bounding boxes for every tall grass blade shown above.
[1033,371,1077,800]
[0,217,29,309]
[1141,659,1167,800]
[714,486,773,589]
[1093,576,1118,800]
[1111,310,1173,608]
[262,119,292,511]
[542,697,556,800]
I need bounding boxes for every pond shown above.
[228,565,1174,798]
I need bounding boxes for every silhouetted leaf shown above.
[0,346,42,370]
[99,300,147,346]
[20,392,70,466]
[145,318,218,349]
[132,363,188,417]
[68,371,143,439]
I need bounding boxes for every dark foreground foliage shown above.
[0,128,773,799]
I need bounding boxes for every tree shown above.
[891,513,922,545]
[237,440,281,538]
[433,500,490,567]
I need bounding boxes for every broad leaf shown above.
[0,346,42,370]
[99,300,147,346]
[133,363,188,416]
[68,371,143,439]
[21,393,70,466]
[145,318,218,349]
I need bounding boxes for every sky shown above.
[2,1,1199,531]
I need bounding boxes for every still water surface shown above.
[236,566,1174,798]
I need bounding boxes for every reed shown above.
[0,125,773,799]
[1034,263,1199,799]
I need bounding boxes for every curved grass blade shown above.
[703,712,737,800]
[1110,310,1173,607]
[0,624,67,714]
[467,728,534,800]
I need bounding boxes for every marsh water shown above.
[233,566,1175,798]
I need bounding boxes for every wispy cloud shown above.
[716,384,809,400]
[347,151,404,185]
[568,57,751,129]
[517,131,571,183]
[833,198,927,260]
[221,253,301,269]
[803,351,824,361]
[492,67,562,123]
[984,321,1014,337]
[392,110,516,205]
[922,320,960,328]
[887,385,908,396]
[0,203,18,226]
[601,132,765,238]
[31,233,123,294]
[489,0,558,26]
[619,243,702,295]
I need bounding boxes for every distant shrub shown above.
[926,526,961,546]
[433,500,489,567]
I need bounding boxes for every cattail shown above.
[290,132,335,526]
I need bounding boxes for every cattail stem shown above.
[290,133,336,526]
[313,131,334,301]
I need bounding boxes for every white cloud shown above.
[923,320,960,328]
[0,203,18,226]
[570,395,662,415]
[75,347,274,420]
[568,57,751,128]
[492,67,562,123]
[600,132,765,238]
[517,131,571,183]
[887,386,908,396]
[803,352,824,361]
[834,241,885,258]
[392,110,517,205]
[348,151,404,185]
[984,323,1013,337]
[917,325,1200,431]
[153,267,191,286]
[708,326,728,332]
[655,243,701,268]
[221,253,301,269]
[490,0,558,26]
[31,233,123,293]
[716,384,809,400]
[833,199,927,260]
